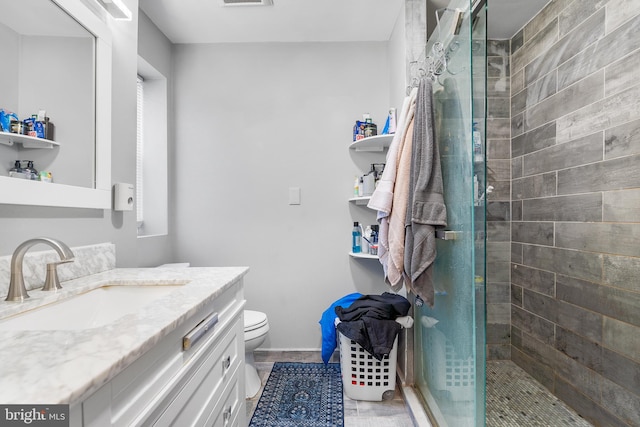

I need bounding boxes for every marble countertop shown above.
[0,266,249,405]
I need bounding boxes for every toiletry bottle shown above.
[353,120,363,142]
[25,161,38,180]
[354,176,360,197]
[362,172,375,196]
[388,108,397,134]
[358,177,364,197]
[352,222,362,253]
[362,226,372,254]
[363,114,377,137]
[8,160,24,179]
[370,225,379,255]
[473,122,483,163]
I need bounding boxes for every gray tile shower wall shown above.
[486,39,511,361]
[509,0,640,425]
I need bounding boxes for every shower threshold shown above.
[403,360,595,426]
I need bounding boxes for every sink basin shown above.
[0,284,184,331]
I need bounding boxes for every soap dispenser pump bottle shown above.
[352,222,362,253]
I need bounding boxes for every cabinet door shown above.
[151,318,243,426]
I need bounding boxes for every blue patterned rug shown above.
[249,362,344,427]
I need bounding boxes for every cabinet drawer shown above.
[205,373,241,427]
[147,317,243,426]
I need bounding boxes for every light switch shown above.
[289,187,301,205]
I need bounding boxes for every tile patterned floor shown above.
[245,353,593,427]
[246,351,416,427]
[486,360,593,427]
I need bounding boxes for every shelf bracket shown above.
[22,140,54,149]
[355,146,385,153]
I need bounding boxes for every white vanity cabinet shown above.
[78,279,246,427]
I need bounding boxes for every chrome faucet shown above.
[5,237,75,302]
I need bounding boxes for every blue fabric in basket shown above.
[319,293,362,364]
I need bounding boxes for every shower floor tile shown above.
[487,360,593,427]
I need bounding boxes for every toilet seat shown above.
[244,310,268,332]
[244,310,269,342]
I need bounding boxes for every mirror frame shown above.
[0,0,112,209]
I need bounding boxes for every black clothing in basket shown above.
[335,292,410,360]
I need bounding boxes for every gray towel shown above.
[404,78,447,306]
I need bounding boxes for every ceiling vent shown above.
[221,0,273,6]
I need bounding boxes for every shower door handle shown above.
[436,230,461,240]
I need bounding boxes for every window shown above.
[136,75,145,225]
[136,57,168,237]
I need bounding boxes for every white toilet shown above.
[244,310,269,399]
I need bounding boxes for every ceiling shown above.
[139,0,405,44]
[139,0,550,44]
[485,0,551,39]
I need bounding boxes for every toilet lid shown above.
[245,310,268,331]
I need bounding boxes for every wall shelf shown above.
[349,134,393,152]
[0,131,59,149]
[349,252,378,260]
[348,129,388,259]
[348,196,372,205]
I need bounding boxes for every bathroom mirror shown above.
[0,0,112,209]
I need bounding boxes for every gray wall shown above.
[172,40,402,350]
[509,0,640,425]
[485,39,511,360]
[0,0,171,270]
[0,30,94,185]
[136,10,175,266]
[18,36,94,188]
[0,23,19,115]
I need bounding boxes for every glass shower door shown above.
[413,1,486,426]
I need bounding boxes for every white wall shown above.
[173,42,395,350]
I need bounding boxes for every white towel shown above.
[367,88,417,284]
